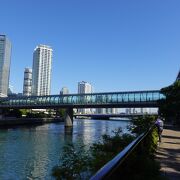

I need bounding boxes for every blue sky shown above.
[0,0,180,94]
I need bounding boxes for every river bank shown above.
[0,117,63,127]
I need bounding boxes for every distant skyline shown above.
[0,0,180,94]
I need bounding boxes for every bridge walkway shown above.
[156,125,180,180]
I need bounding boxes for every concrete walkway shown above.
[156,126,180,180]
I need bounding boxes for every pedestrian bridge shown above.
[0,90,164,109]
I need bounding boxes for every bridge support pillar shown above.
[65,108,73,127]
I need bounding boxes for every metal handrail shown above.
[90,126,153,180]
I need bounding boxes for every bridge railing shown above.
[0,90,165,107]
[90,125,154,180]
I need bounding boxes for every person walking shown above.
[155,116,164,142]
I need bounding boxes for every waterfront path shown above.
[156,125,180,180]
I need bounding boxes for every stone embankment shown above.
[0,117,63,126]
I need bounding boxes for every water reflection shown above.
[64,127,73,143]
[0,119,130,179]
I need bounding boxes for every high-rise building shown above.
[23,68,32,96]
[78,81,92,94]
[78,81,92,114]
[60,87,69,95]
[0,35,12,97]
[32,45,52,96]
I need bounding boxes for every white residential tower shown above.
[32,45,52,96]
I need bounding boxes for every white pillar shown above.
[65,108,73,127]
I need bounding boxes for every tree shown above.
[52,143,91,180]
[20,109,29,116]
[128,115,156,136]
[159,81,180,125]
[56,109,66,118]
[3,108,22,118]
[90,128,134,173]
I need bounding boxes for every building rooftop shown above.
[34,44,53,51]
[24,67,32,72]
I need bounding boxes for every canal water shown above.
[0,119,130,179]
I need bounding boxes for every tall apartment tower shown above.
[78,81,92,114]
[0,35,12,97]
[23,68,32,96]
[32,45,52,96]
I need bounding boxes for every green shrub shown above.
[52,143,91,180]
[52,117,164,179]
[128,115,157,135]
[90,128,134,173]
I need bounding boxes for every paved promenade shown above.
[156,126,180,180]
